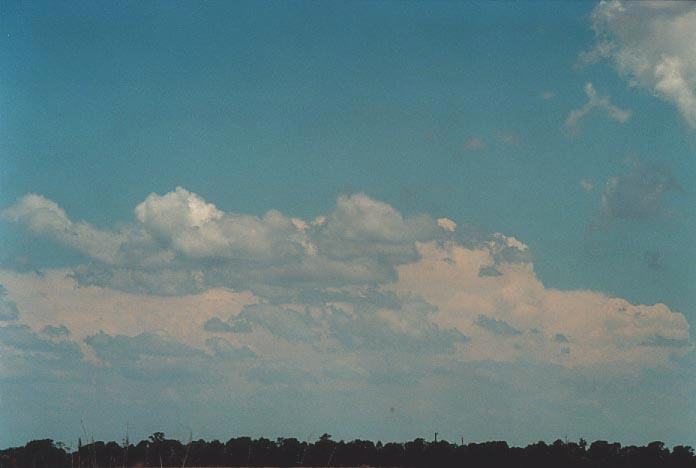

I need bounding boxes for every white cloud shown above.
[492,233,528,252]
[3,190,444,297]
[389,241,690,367]
[1,194,126,264]
[1,189,690,370]
[320,193,438,246]
[0,269,257,350]
[437,218,457,232]
[540,91,556,100]
[564,83,632,132]
[582,0,696,128]
[135,187,306,261]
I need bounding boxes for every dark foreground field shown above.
[2,433,694,468]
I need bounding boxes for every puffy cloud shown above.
[0,269,257,350]
[1,189,690,369]
[600,160,680,221]
[492,233,528,252]
[437,218,457,232]
[564,83,631,133]
[0,187,694,446]
[134,187,305,262]
[582,1,696,128]
[4,190,443,298]
[487,233,531,265]
[389,241,691,366]
[314,193,439,264]
[1,194,126,264]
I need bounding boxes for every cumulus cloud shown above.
[437,218,457,232]
[0,269,257,350]
[1,189,691,369]
[1,194,126,264]
[600,160,680,221]
[134,187,305,262]
[564,83,632,133]
[582,1,696,128]
[0,192,693,447]
[315,193,439,263]
[390,241,690,366]
[3,189,445,298]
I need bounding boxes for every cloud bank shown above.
[0,188,693,446]
[1,188,690,370]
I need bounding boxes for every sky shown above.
[0,0,695,448]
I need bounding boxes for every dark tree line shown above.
[1,432,695,468]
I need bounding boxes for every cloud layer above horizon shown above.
[1,0,695,448]
[1,188,690,371]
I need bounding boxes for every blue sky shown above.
[0,0,695,448]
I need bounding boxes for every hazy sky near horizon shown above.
[1,0,695,447]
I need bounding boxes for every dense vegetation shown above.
[1,432,694,468]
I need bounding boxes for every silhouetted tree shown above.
[2,434,695,467]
